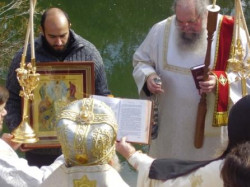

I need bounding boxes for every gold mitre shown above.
[56,98,118,167]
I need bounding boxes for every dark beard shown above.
[42,36,69,57]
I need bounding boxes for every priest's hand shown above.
[1,133,21,151]
[146,74,164,94]
[116,137,136,160]
[198,74,216,94]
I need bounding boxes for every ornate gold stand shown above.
[11,99,38,143]
[11,60,40,143]
[11,0,40,143]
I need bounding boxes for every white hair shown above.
[172,0,210,18]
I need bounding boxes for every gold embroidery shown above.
[58,100,117,131]
[73,175,96,187]
[75,124,90,164]
[164,64,192,75]
[212,16,223,70]
[225,15,233,20]
[190,174,203,187]
[162,16,192,75]
[57,98,118,167]
[218,74,227,86]
[212,72,230,127]
[91,128,115,165]
[80,98,94,123]
[213,111,228,127]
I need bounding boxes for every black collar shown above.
[149,158,216,180]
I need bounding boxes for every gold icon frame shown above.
[22,62,95,149]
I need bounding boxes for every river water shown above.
[3,0,250,186]
[38,0,249,99]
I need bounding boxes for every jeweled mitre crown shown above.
[56,98,117,167]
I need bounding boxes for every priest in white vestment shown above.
[116,95,250,187]
[0,86,64,187]
[41,98,129,187]
[133,0,249,160]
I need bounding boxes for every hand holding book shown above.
[190,64,205,90]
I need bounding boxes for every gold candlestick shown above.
[11,0,40,143]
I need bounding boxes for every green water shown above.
[1,0,250,98]
[38,0,172,99]
[36,0,249,99]
[1,0,250,186]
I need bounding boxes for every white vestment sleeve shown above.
[0,139,64,187]
[0,157,44,187]
[128,151,155,187]
[40,155,64,180]
[132,20,167,95]
[128,151,224,187]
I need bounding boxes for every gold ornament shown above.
[73,175,96,187]
[11,0,39,143]
[227,0,250,97]
[57,98,117,167]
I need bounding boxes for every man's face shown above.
[0,103,7,132]
[175,14,202,34]
[42,18,70,52]
[175,3,204,45]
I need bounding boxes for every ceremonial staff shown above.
[194,2,220,148]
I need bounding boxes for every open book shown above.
[91,95,152,144]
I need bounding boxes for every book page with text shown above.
[91,95,152,144]
[117,99,151,144]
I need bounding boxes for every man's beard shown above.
[43,37,69,57]
[176,27,207,54]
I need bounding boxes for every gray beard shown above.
[176,27,207,55]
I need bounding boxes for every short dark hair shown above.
[0,86,9,105]
[40,8,71,31]
[221,141,250,187]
